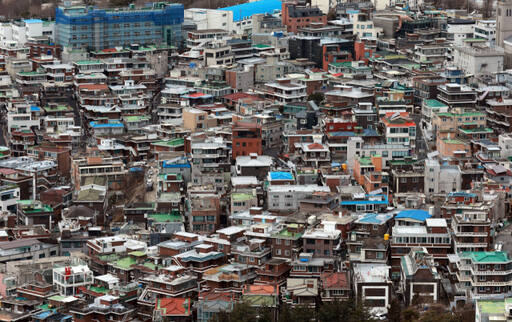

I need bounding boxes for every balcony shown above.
[470,267,512,275]
[456,272,472,282]
[454,231,489,237]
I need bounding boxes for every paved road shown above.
[144,162,159,203]
[494,222,512,254]
[0,112,7,146]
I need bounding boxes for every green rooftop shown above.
[253,44,272,49]
[128,251,146,257]
[114,257,137,270]
[48,295,67,302]
[359,157,375,166]
[76,188,104,201]
[147,213,182,223]
[98,253,120,262]
[44,105,72,112]
[18,200,53,213]
[459,127,493,134]
[442,139,465,145]
[124,115,150,122]
[18,71,46,76]
[424,99,448,108]
[464,38,486,42]
[232,193,254,202]
[477,300,506,315]
[75,60,102,65]
[274,227,303,240]
[153,138,184,148]
[89,286,108,294]
[143,262,157,270]
[242,294,277,307]
[462,251,510,263]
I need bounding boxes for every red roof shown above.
[382,112,415,127]
[321,272,349,289]
[155,298,191,317]
[101,48,118,53]
[223,92,262,101]
[78,84,108,91]
[188,92,206,98]
[307,143,325,150]
[0,168,16,175]
[243,284,279,296]
[331,72,343,77]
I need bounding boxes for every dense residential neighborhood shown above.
[0,0,511,320]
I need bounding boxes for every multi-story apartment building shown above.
[454,251,512,301]
[281,3,326,34]
[71,155,127,190]
[451,203,492,253]
[486,98,512,134]
[270,224,305,261]
[53,263,93,296]
[16,200,54,229]
[302,226,341,259]
[262,79,307,105]
[186,189,221,234]
[391,213,451,278]
[437,83,477,109]
[352,263,392,316]
[0,184,20,213]
[55,3,184,50]
[381,112,416,149]
[232,122,262,159]
[399,247,441,306]
[190,137,230,191]
[0,157,58,197]
[267,184,330,212]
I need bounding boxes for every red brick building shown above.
[232,121,262,159]
[282,2,327,34]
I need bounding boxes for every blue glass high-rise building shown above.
[55,2,184,51]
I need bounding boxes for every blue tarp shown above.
[270,171,293,180]
[220,0,282,22]
[395,209,431,222]
[162,161,190,168]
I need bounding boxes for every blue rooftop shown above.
[24,19,43,24]
[90,121,124,128]
[357,213,393,224]
[162,161,191,168]
[395,209,431,222]
[220,0,282,22]
[341,194,388,205]
[34,310,54,319]
[328,128,379,137]
[448,191,477,198]
[270,171,293,181]
[30,106,41,112]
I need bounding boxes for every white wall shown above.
[447,23,475,46]
[184,9,234,32]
